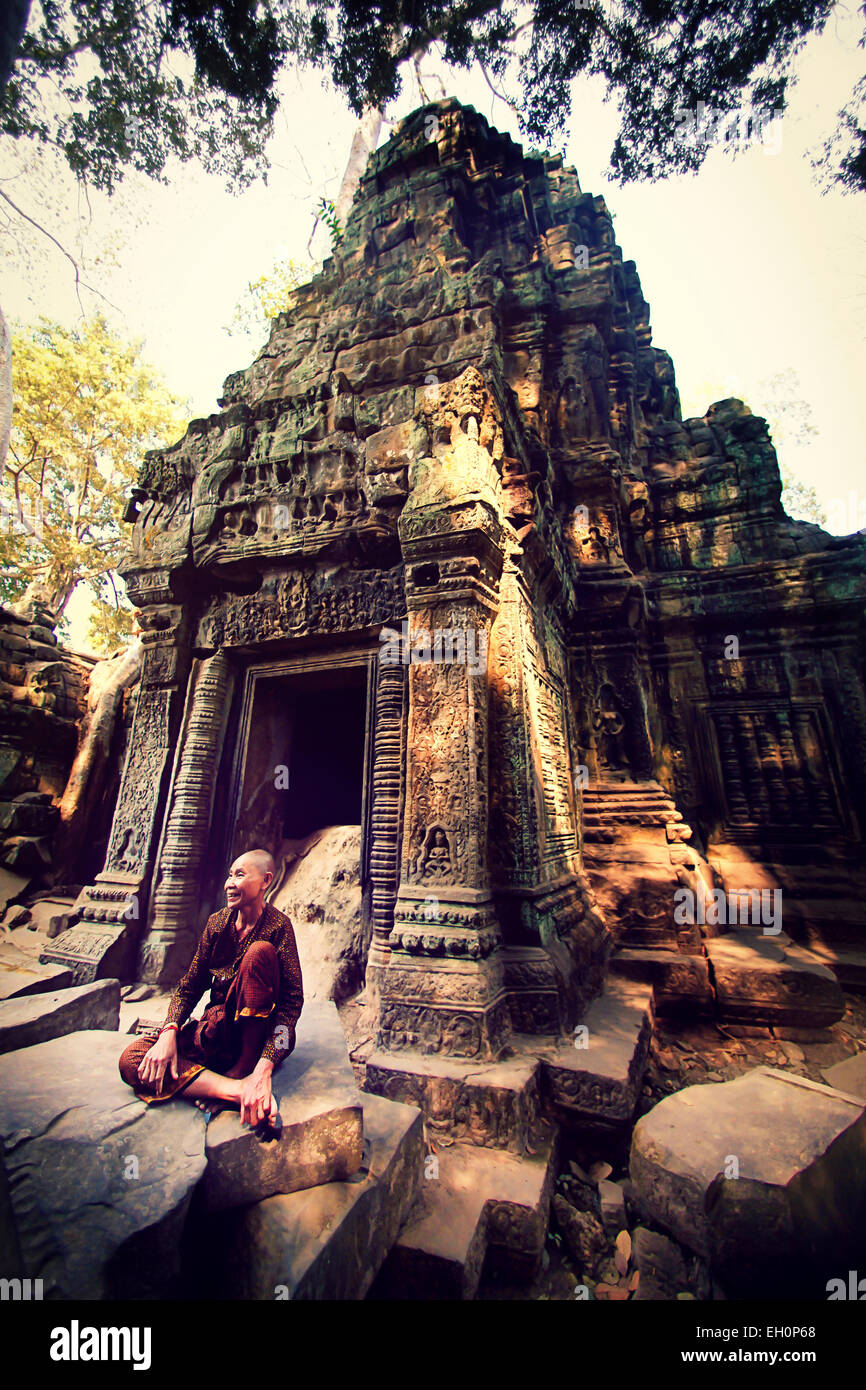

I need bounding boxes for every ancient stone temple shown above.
[36,101,866,1278]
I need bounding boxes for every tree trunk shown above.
[0,0,30,98]
[0,305,10,479]
[53,638,142,879]
[12,568,76,624]
[334,106,384,231]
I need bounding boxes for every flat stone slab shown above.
[631,1066,866,1257]
[365,1044,542,1153]
[609,949,714,1017]
[199,1000,363,1211]
[706,933,843,1028]
[0,1030,206,1298]
[0,957,73,1000]
[536,977,654,1125]
[822,1051,866,1101]
[203,1092,424,1299]
[0,979,119,1053]
[372,1134,556,1299]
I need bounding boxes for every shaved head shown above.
[235,849,275,879]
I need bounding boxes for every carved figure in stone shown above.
[417,825,453,882]
[118,849,303,1134]
[592,683,629,771]
[579,525,610,564]
[114,824,145,873]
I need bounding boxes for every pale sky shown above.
[2,8,864,646]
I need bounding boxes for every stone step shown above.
[0,1029,207,1298]
[805,944,866,994]
[194,1092,425,1299]
[0,956,73,999]
[0,1003,373,1298]
[364,1044,543,1153]
[705,931,844,1029]
[609,947,714,1016]
[530,976,654,1134]
[0,978,120,1054]
[199,1000,365,1211]
[369,1133,556,1299]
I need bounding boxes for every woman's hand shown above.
[137,1029,179,1095]
[239,1058,274,1128]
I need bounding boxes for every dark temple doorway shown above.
[282,682,366,837]
[229,657,372,874]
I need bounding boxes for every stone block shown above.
[373,1138,555,1299]
[1,836,51,876]
[630,1067,866,1259]
[203,1092,424,1299]
[598,1178,627,1234]
[538,977,654,1128]
[198,1000,364,1211]
[0,1030,207,1298]
[631,1226,691,1300]
[706,933,843,1028]
[821,1051,866,1100]
[609,948,713,1017]
[0,979,119,1053]
[0,959,73,1000]
[0,798,59,836]
[365,1043,542,1153]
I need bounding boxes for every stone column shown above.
[373,384,511,1061]
[367,655,408,980]
[136,650,233,985]
[40,584,193,984]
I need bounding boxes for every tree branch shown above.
[0,189,119,316]
[477,57,522,121]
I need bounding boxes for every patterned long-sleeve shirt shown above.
[165,902,304,1067]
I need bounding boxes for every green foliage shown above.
[86,574,137,654]
[1,315,189,628]
[228,254,317,337]
[2,0,288,194]
[758,369,827,525]
[227,193,342,339]
[3,1,863,196]
[316,195,343,249]
[292,0,862,190]
[779,465,826,526]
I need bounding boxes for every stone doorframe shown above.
[218,645,383,893]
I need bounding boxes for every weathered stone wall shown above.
[43,99,865,1049]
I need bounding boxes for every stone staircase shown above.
[581,775,846,1036]
[369,1138,557,1299]
[362,975,655,1297]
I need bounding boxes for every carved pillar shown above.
[794,709,836,825]
[136,650,233,985]
[714,710,750,822]
[738,712,771,820]
[367,655,408,978]
[40,583,193,983]
[373,384,511,1061]
[753,710,791,822]
[776,709,810,822]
